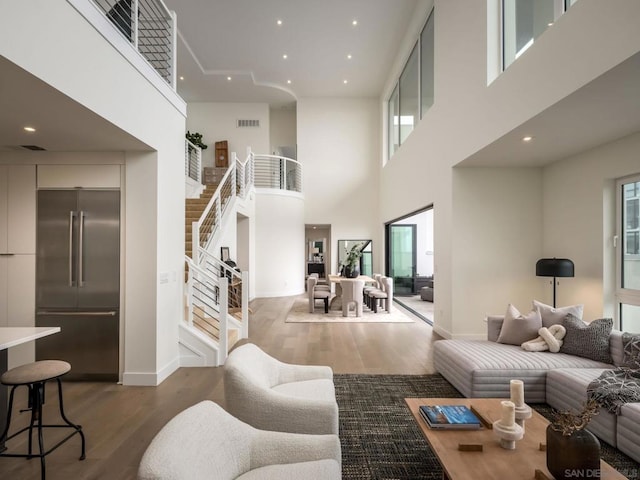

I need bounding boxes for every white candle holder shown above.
[493,400,523,450]
[514,403,532,433]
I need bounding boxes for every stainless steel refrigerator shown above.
[35,190,120,381]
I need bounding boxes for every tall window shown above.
[421,10,435,118]
[388,83,399,159]
[399,43,420,144]
[617,175,640,332]
[387,8,434,159]
[502,0,576,70]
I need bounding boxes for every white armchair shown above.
[224,343,339,435]
[138,400,341,480]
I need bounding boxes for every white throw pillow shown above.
[497,304,542,346]
[533,300,584,328]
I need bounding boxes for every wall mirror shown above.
[337,240,372,276]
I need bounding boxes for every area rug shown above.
[334,374,640,480]
[286,295,414,323]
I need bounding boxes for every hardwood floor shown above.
[0,296,439,480]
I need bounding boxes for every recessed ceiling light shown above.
[343,80,348,84]
[347,54,352,60]
[24,126,36,132]
[282,54,288,59]
[227,76,232,81]
[548,22,554,27]
[287,80,292,84]
[352,20,358,26]
[179,76,184,81]
[276,19,283,25]
[522,136,533,142]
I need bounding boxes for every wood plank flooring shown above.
[0,296,439,480]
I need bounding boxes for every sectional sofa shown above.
[434,315,640,463]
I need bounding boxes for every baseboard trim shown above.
[122,357,180,386]
[432,324,451,339]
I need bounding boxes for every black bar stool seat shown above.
[0,360,86,480]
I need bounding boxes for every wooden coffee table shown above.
[405,398,626,480]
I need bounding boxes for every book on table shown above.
[419,405,482,429]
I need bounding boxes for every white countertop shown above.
[0,327,61,351]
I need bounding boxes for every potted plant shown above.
[185,131,208,150]
[341,242,364,278]
[546,399,601,479]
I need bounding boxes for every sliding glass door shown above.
[389,225,417,295]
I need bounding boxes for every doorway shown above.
[385,207,434,323]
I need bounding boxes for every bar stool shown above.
[0,360,86,480]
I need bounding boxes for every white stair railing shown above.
[185,139,202,183]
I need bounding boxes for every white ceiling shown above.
[164,0,420,106]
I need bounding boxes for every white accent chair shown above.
[340,278,364,317]
[308,275,331,313]
[138,400,341,480]
[224,343,339,435]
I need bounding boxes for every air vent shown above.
[20,145,46,151]
[236,119,260,128]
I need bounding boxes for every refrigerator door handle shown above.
[78,210,85,287]
[37,310,117,316]
[69,211,75,287]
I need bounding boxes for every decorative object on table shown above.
[535,258,574,307]
[546,399,601,480]
[341,241,365,278]
[493,400,524,450]
[185,131,208,149]
[521,325,566,352]
[418,404,482,430]
[510,379,532,433]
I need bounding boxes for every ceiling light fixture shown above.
[277,19,282,25]
[343,80,348,84]
[287,80,292,84]
[227,76,232,81]
[352,20,358,26]
[282,54,288,59]
[347,54,352,60]
[179,76,184,81]
[24,126,36,132]
[522,136,533,142]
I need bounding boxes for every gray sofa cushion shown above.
[546,368,617,446]
[533,300,584,328]
[618,403,640,464]
[560,315,613,363]
[496,304,541,346]
[433,339,613,402]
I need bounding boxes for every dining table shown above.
[327,274,376,309]
[0,326,61,450]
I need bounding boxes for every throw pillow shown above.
[533,300,584,328]
[560,314,613,363]
[497,304,542,346]
[621,332,640,369]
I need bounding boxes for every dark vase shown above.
[343,265,359,278]
[546,425,601,479]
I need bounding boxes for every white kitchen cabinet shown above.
[0,165,36,254]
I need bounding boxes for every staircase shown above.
[185,185,216,258]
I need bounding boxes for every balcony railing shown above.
[92,0,176,87]
[253,154,303,193]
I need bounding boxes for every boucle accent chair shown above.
[138,400,341,480]
[224,343,339,435]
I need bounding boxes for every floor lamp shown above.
[535,258,574,308]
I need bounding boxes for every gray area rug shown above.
[334,374,640,480]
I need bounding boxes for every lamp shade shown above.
[535,258,574,278]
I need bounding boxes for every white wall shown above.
[297,98,381,275]
[1,1,186,384]
[378,0,640,337]
[270,107,297,155]
[255,192,305,297]
[187,103,270,167]
[543,132,640,324]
